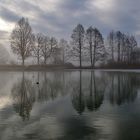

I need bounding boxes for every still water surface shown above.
[0,70,140,140]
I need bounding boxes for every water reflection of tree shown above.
[37,72,64,102]
[71,71,105,114]
[108,73,138,105]
[72,71,85,114]
[86,72,104,111]
[37,72,49,102]
[12,72,35,121]
[50,72,63,100]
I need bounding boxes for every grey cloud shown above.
[0,0,140,44]
[0,6,20,23]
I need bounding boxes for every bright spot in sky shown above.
[93,0,114,11]
[0,18,14,32]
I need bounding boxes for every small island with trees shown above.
[2,17,139,70]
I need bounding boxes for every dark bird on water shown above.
[36,82,39,84]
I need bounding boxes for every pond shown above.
[0,70,140,140]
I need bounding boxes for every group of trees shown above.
[107,31,137,64]
[10,17,140,67]
[71,24,105,67]
[11,18,62,65]
[32,34,57,65]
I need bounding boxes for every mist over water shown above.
[0,70,140,140]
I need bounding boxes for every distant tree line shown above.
[10,17,140,67]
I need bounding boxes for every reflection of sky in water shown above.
[0,71,139,140]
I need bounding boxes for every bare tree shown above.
[52,47,62,64]
[107,30,138,64]
[86,27,104,67]
[86,26,94,66]
[32,33,44,65]
[129,35,137,63]
[11,17,34,65]
[41,36,54,65]
[59,39,70,64]
[122,34,131,63]
[116,31,123,63]
[120,33,126,62]
[49,37,58,64]
[107,30,115,62]
[71,24,85,68]
[119,34,137,63]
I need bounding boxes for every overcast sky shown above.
[0,0,140,47]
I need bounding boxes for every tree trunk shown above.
[22,58,25,66]
[37,57,39,65]
[37,49,40,65]
[44,46,47,65]
[44,57,47,65]
[79,42,82,68]
[90,42,93,67]
[63,50,65,65]
[111,45,114,62]
[92,44,96,68]
[80,55,82,68]
[118,42,120,63]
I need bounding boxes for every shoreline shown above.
[0,65,140,71]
